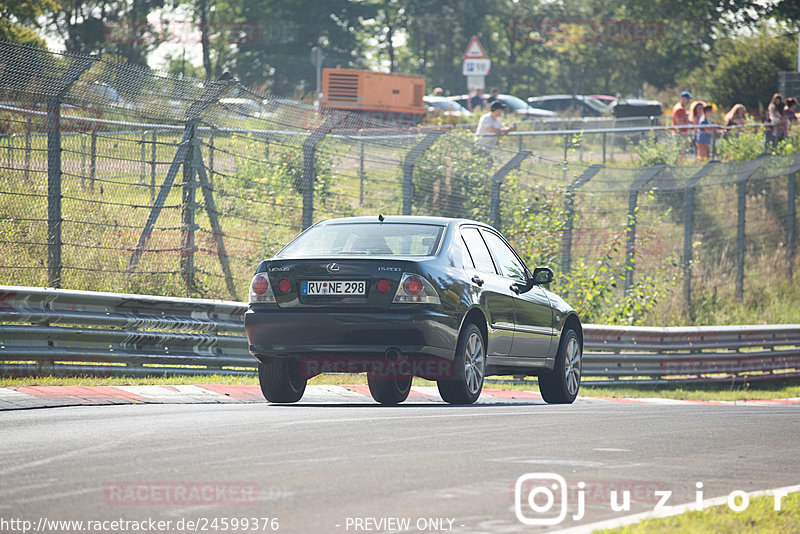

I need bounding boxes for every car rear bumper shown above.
[245,306,458,362]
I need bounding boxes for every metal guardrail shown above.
[1,286,799,384]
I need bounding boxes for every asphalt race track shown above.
[1,387,799,534]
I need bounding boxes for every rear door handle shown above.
[471,276,484,286]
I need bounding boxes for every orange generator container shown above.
[321,68,425,125]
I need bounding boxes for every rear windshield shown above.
[277,223,444,258]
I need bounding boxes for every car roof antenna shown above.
[378,214,385,222]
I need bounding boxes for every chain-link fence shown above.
[1,41,798,320]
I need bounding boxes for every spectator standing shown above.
[783,97,798,133]
[476,101,516,150]
[723,104,747,138]
[469,88,485,112]
[689,101,705,157]
[695,104,714,160]
[487,88,500,104]
[766,93,785,146]
[671,90,692,154]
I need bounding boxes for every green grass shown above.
[2,374,798,401]
[595,491,800,534]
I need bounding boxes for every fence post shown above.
[140,131,147,183]
[489,151,530,229]
[735,156,768,301]
[402,132,441,215]
[89,129,97,193]
[80,133,86,185]
[358,134,366,206]
[561,164,604,274]
[788,171,797,281]
[624,164,667,293]
[24,116,32,180]
[45,55,94,288]
[682,161,719,314]
[5,134,10,168]
[194,148,239,300]
[300,120,332,229]
[181,121,199,295]
[150,130,157,204]
[128,75,233,276]
[208,128,215,186]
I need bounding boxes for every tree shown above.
[684,29,796,110]
[219,0,373,95]
[0,0,61,47]
[47,0,168,66]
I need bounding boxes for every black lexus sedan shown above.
[245,216,583,405]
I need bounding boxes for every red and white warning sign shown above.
[463,36,487,59]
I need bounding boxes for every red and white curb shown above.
[0,385,797,411]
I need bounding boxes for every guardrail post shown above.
[46,55,94,288]
[128,75,233,276]
[300,119,332,229]
[561,164,604,273]
[788,170,798,281]
[682,161,719,314]
[624,164,666,293]
[402,132,442,215]
[489,151,530,229]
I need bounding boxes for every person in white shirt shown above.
[476,100,516,149]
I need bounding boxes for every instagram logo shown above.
[515,473,569,526]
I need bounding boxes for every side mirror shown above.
[531,267,554,285]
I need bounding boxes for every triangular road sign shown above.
[463,36,487,59]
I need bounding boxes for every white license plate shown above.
[301,280,366,296]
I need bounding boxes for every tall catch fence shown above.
[1,41,798,318]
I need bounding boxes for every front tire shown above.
[437,323,486,405]
[538,328,581,404]
[258,358,307,403]
[367,366,412,405]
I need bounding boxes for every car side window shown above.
[481,230,527,282]
[460,227,496,274]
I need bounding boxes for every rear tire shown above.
[437,323,486,405]
[367,366,412,405]
[258,358,307,403]
[538,329,581,404]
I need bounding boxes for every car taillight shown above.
[403,275,424,296]
[249,273,276,303]
[278,279,291,293]
[376,279,391,293]
[393,273,441,304]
